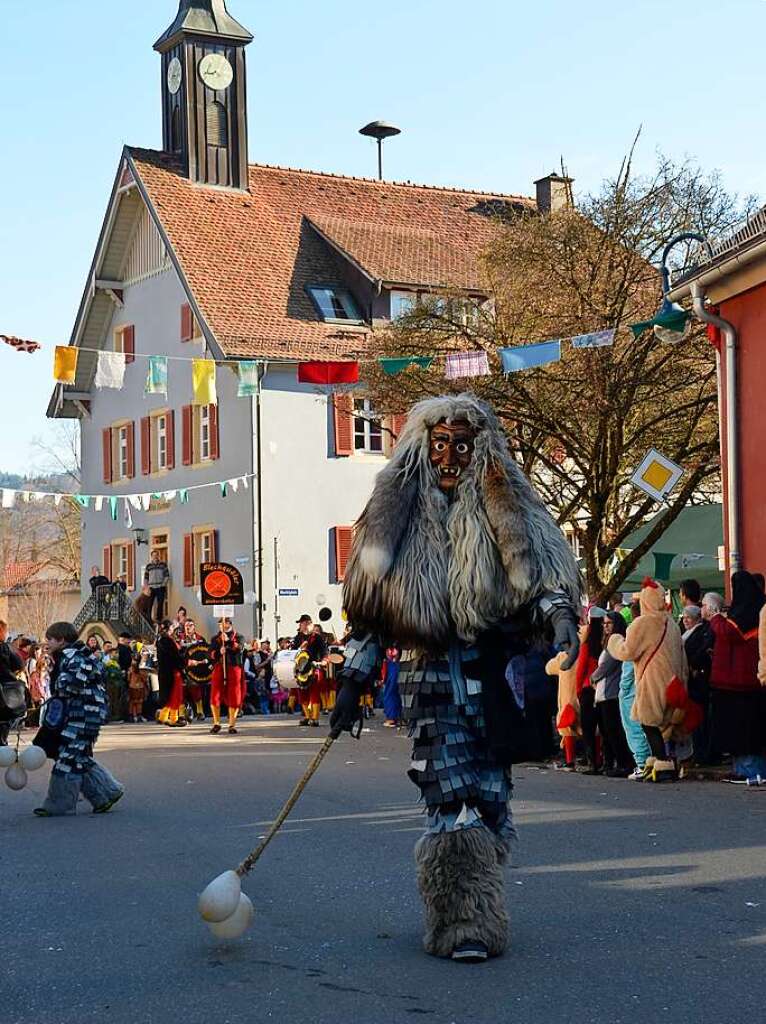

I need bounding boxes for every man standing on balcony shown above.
[144,550,170,625]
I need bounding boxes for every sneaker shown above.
[298,718,310,727]
[210,724,222,735]
[451,940,488,963]
[33,807,52,817]
[309,720,319,728]
[628,767,645,780]
[93,790,124,814]
[228,726,238,735]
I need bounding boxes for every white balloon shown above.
[207,893,254,941]
[0,746,17,768]
[197,870,242,923]
[5,763,28,791]
[19,745,47,772]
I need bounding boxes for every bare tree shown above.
[12,579,72,641]
[362,152,753,602]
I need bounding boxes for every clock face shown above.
[198,53,234,91]
[167,57,182,95]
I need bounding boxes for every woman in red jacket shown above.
[710,571,766,780]
[575,610,605,774]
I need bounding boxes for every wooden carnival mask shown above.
[428,420,476,493]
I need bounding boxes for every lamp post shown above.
[631,231,711,343]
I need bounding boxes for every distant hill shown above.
[0,471,74,492]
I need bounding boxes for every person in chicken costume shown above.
[546,649,581,770]
[330,394,582,962]
[607,577,699,781]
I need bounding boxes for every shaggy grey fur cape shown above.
[343,393,581,650]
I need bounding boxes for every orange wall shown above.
[720,279,766,580]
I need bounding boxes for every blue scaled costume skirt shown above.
[344,635,515,844]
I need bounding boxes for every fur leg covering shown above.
[414,828,509,958]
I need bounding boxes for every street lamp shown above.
[358,121,401,181]
[631,231,711,343]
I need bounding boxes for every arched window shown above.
[171,107,182,152]
[206,101,228,148]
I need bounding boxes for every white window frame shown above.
[353,398,384,455]
[117,425,130,480]
[113,326,128,354]
[198,406,211,463]
[192,527,216,585]
[156,413,168,471]
[390,290,416,320]
[115,543,129,582]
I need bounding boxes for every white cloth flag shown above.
[94,496,104,512]
[94,351,126,389]
[140,494,152,511]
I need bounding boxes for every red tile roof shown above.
[128,148,533,360]
[2,562,42,591]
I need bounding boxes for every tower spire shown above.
[155,0,253,52]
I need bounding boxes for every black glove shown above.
[537,592,580,670]
[329,678,363,738]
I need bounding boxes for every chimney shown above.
[534,172,573,214]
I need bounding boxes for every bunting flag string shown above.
[0,473,254,515]
[8,313,680,392]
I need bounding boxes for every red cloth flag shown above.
[297,360,360,385]
[2,334,41,353]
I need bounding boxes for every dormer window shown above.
[307,285,364,324]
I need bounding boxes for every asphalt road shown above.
[2,715,765,1024]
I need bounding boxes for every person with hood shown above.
[574,610,605,774]
[330,394,582,963]
[608,578,697,782]
[156,619,187,727]
[709,571,766,781]
[590,611,635,777]
[34,621,123,817]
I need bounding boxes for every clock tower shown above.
[154,0,253,190]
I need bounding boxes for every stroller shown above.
[0,669,27,747]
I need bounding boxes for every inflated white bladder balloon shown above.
[207,893,254,941]
[5,762,28,791]
[0,746,17,769]
[198,870,242,923]
[19,745,47,772]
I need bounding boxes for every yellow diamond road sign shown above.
[631,449,683,503]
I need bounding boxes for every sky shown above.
[0,0,763,475]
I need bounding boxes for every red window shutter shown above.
[123,325,135,364]
[209,403,220,460]
[183,533,194,587]
[102,427,113,484]
[166,410,176,470]
[333,395,354,456]
[391,414,407,447]
[182,405,193,466]
[126,422,136,479]
[127,543,136,592]
[334,526,354,583]
[181,303,194,342]
[140,416,151,475]
[102,544,112,580]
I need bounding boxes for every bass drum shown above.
[273,650,298,689]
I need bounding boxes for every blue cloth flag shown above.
[571,329,615,349]
[145,356,168,396]
[499,340,561,374]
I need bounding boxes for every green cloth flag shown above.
[237,361,260,397]
[74,495,91,509]
[179,489,189,504]
[630,308,690,339]
[109,496,118,521]
[220,482,228,498]
[379,356,434,376]
[653,552,677,581]
[145,356,168,396]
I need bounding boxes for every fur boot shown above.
[414,827,509,958]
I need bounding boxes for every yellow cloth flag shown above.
[53,346,78,384]
[192,358,217,406]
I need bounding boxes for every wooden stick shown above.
[236,734,336,878]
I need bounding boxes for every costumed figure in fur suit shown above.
[607,577,699,782]
[330,394,582,962]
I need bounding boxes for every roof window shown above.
[307,286,364,324]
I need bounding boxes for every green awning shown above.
[618,503,724,593]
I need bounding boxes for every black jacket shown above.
[684,621,714,684]
[156,634,184,704]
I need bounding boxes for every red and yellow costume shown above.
[209,627,245,734]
